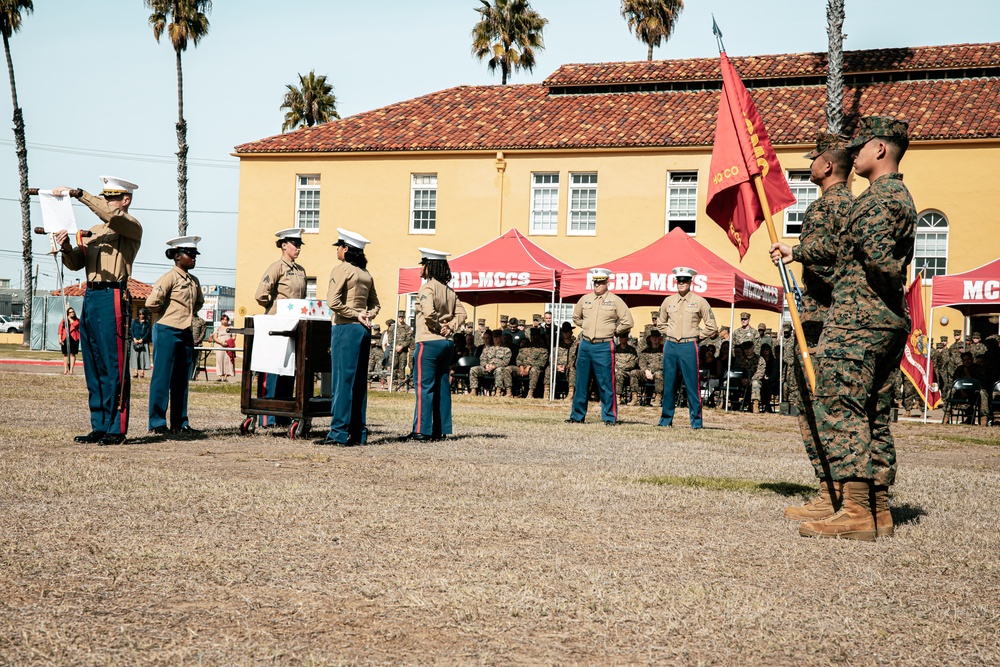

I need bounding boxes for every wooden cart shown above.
[232,315,332,439]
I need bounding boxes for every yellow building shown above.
[235,42,1000,337]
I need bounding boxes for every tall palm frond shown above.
[145,0,212,236]
[281,71,340,132]
[621,0,684,61]
[471,0,548,85]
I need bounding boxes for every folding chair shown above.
[944,378,982,425]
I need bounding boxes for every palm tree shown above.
[621,0,684,61]
[145,0,211,236]
[471,0,548,85]
[280,71,340,132]
[825,0,845,134]
[1,0,33,347]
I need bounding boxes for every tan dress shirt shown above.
[146,266,204,330]
[657,292,717,341]
[255,258,306,314]
[572,291,634,340]
[415,279,467,343]
[327,261,381,325]
[61,191,142,283]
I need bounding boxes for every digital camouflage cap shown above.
[804,131,850,159]
[846,115,909,149]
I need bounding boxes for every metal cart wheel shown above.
[239,416,256,436]
[288,419,310,440]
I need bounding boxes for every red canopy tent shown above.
[559,228,784,311]
[397,229,573,305]
[931,257,1000,315]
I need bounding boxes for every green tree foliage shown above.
[145,0,212,236]
[621,0,684,61]
[1,0,33,346]
[281,71,340,132]
[471,0,548,85]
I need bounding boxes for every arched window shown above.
[913,211,948,279]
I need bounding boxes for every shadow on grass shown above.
[638,474,815,497]
[891,502,928,527]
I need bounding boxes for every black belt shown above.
[666,336,698,343]
[87,281,127,291]
[582,336,612,344]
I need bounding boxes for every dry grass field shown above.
[2,369,999,665]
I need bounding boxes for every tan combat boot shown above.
[873,485,894,538]
[783,479,842,521]
[799,480,876,541]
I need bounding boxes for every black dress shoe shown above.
[564,418,584,424]
[172,426,199,436]
[74,431,106,443]
[98,433,126,446]
[604,420,617,426]
[315,437,348,446]
[408,433,433,442]
[150,426,169,436]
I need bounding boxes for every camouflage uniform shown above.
[795,160,917,486]
[734,346,765,406]
[544,340,576,397]
[932,338,951,400]
[630,342,664,405]
[500,342,549,397]
[790,172,854,480]
[613,341,639,401]
[967,335,987,360]
[473,320,488,347]
[779,329,798,403]
[368,334,384,377]
[731,321,760,351]
[469,344,511,393]
[386,319,413,385]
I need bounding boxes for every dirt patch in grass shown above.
[2,371,1000,665]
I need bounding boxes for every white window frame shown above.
[665,171,699,235]
[410,173,438,234]
[567,172,598,236]
[295,174,320,232]
[546,302,574,327]
[305,278,318,300]
[783,170,818,237]
[530,173,560,235]
[913,210,949,283]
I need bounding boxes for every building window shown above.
[546,302,574,326]
[568,173,597,235]
[914,211,948,280]
[306,278,317,300]
[783,171,818,236]
[410,174,437,234]
[295,175,320,231]
[530,173,560,235]
[666,171,698,234]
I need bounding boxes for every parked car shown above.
[0,315,23,333]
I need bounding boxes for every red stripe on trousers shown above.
[414,343,424,433]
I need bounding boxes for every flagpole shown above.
[751,175,817,393]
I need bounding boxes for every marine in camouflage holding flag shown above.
[779,132,856,521]
[772,116,917,541]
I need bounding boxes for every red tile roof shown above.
[235,42,1000,155]
[543,43,1000,85]
[53,277,152,300]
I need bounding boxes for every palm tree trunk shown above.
[4,31,32,348]
[647,41,654,61]
[826,0,845,134]
[175,45,188,236]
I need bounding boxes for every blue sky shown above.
[2,0,998,289]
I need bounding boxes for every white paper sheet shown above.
[38,191,78,234]
[249,315,299,376]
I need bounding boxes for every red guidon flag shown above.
[900,276,942,409]
[706,52,796,259]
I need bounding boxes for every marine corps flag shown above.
[900,276,942,409]
[705,52,796,259]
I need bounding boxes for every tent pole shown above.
[388,294,400,392]
[724,300,735,411]
[924,305,935,424]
